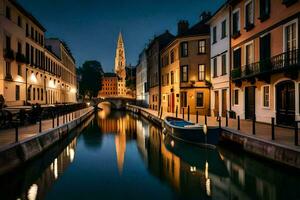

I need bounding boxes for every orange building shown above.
[229,0,300,125]
[160,13,211,115]
[98,73,119,97]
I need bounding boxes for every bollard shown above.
[188,106,190,121]
[237,116,240,130]
[252,115,256,135]
[225,113,228,127]
[182,108,185,119]
[271,117,275,140]
[219,116,221,128]
[205,115,207,125]
[176,106,178,118]
[196,111,199,124]
[295,121,299,146]
[39,118,42,133]
[15,125,19,143]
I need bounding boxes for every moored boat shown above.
[162,116,220,148]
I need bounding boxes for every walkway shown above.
[0,107,92,148]
[130,105,300,150]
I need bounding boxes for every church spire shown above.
[115,32,126,80]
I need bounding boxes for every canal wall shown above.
[126,105,300,170]
[0,107,95,175]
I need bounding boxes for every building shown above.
[0,0,77,106]
[208,4,231,117]
[146,31,175,111]
[98,73,119,97]
[98,32,132,98]
[160,13,211,115]
[136,49,149,106]
[229,0,300,125]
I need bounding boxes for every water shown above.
[1,109,300,200]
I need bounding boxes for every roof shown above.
[146,31,175,52]
[207,1,229,23]
[9,0,46,32]
[103,72,117,77]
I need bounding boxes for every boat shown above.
[162,116,220,148]
[163,134,229,178]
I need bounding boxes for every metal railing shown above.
[232,49,300,80]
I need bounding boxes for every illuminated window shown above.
[198,64,205,81]
[198,40,206,54]
[181,42,188,57]
[262,85,270,108]
[181,65,188,82]
[180,92,187,107]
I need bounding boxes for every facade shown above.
[147,31,174,111]
[136,50,149,106]
[209,4,231,117]
[229,0,300,125]
[0,0,76,106]
[98,73,119,97]
[160,14,211,115]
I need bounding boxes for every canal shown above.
[1,108,300,200]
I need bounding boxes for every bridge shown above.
[91,97,136,109]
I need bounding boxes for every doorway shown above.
[276,81,295,126]
[214,91,219,116]
[245,86,255,119]
[222,89,227,117]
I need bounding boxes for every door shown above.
[276,81,295,126]
[260,33,271,71]
[214,91,219,116]
[222,89,227,117]
[171,93,175,113]
[245,86,255,119]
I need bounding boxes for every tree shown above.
[77,60,103,99]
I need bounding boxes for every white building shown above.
[136,50,149,106]
[208,4,230,117]
[0,0,77,106]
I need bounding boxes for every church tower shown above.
[115,32,126,80]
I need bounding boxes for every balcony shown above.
[16,52,27,63]
[3,49,15,61]
[231,49,300,82]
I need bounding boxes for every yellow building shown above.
[0,0,77,106]
[161,14,211,116]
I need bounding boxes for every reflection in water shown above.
[1,110,300,200]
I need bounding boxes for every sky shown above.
[18,0,225,72]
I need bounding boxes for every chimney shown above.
[177,20,189,36]
[199,11,211,22]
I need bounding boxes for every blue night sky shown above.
[18,0,224,72]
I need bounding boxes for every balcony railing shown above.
[3,49,15,61]
[16,52,27,63]
[231,49,300,81]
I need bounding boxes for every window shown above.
[26,24,29,36]
[171,71,174,84]
[181,42,188,57]
[181,65,188,82]
[18,42,22,53]
[166,73,169,85]
[33,88,36,100]
[212,26,217,44]
[18,65,22,76]
[16,85,20,101]
[245,1,254,30]
[233,48,241,69]
[221,20,227,39]
[28,87,31,100]
[6,6,11,19]
[31,27,34,39]
[232,10,240,36]
[259,0,270,21]
[18,16,22,27]
[285,22,297,52]
[221,54,227,75]
[234,90,239,105]
[180,92,187,107]
[213,58,218,77]
[5,62,11,77]
[170,50,175,63]
[6,35,11,50]
[196,92,204,107]
[262,85,270,107]
[198,40,206,54]
[37,88,40,100]
[245,42,254,65]
[198,64,205,81]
